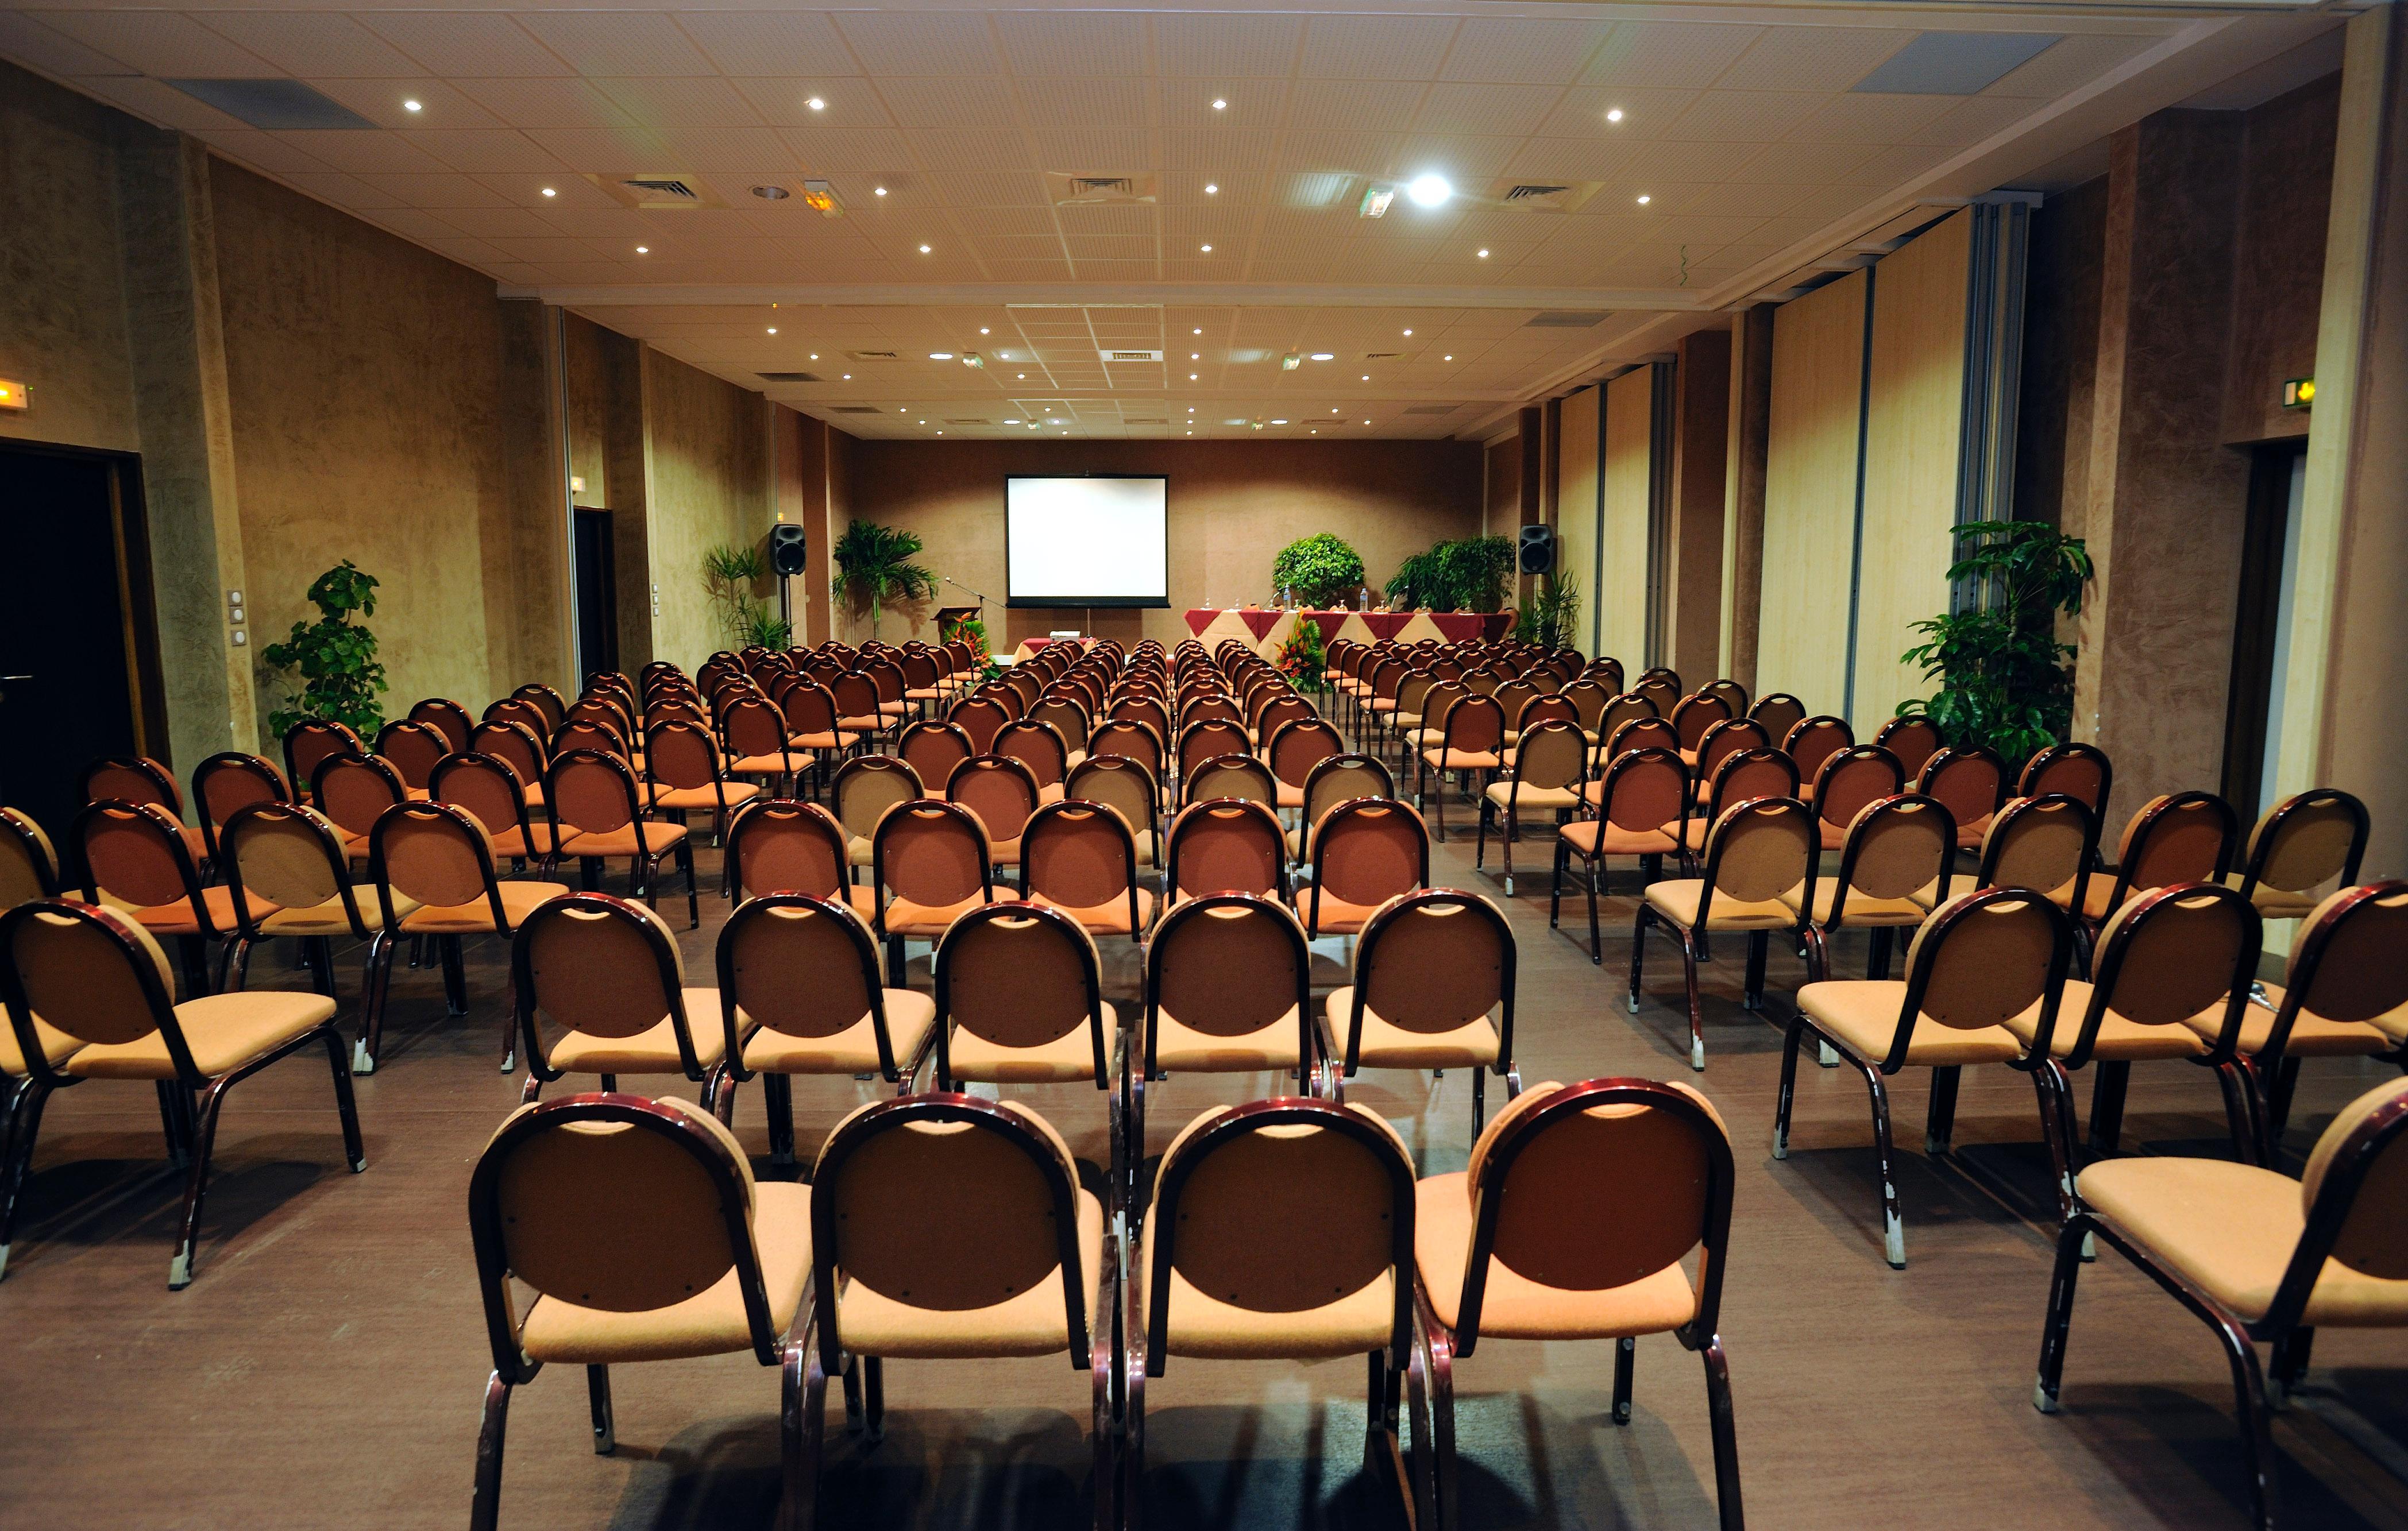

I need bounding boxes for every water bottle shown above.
[1357,585,1368,611]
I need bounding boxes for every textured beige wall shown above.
[642,350,771,672]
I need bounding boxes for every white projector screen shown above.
[1005,475,1170,607]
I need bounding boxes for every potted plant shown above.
[1512,569,1582,650]
[1898,520,2094,763]
[703,544,792,649]
[263,559,388,737]
[1270,533,1365,608]
[832,519,937,640]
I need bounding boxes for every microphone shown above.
[941,573,988,603]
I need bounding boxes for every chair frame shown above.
[1328,888,1521,1134]
[510,890,709,1106]
[1630,797,1814,1072]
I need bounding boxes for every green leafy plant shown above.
[1274,617,1327,687]
[1899,520,2094,764]
[1270,533,1366,607]
[703,543,775,648]
[742,605,793,651]
[263,559,387,739]
[832,519,937,640]
[1385,535,1517,612]
[1512,569,1582,650]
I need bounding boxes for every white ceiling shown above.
[0,1,2355,439]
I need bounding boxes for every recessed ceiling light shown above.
[810,353,819,359]
[1190,373,1199,380]
[1402,328,1413,337]
[806,97,825,111]
[1477,248,1489,258]
[1271,419,1287,425]
[929,351,953,360]
[1332,407,1339,413]
[751,184,789,201]
[1309,352,1333,361]
[1444,354,1453,361]
[1193,328,1203,336]
[874,186,887,196]
[402,99,422,113]
[918,243,932,253]
[635,245,647,253]
[1361,374,1370,381]
[1606,108,1624,123]
[1406,173,1450,208]
[979,327,990,335]
[1191,353,1199,360]
[1310,428,1317,434]
[540,187,555,198]
[1211,98,1226,110]
[1361,419,1371,425]
[1204,183,1218,195]
[1199,243,1211,253]
[767,327,777,334]
[842,373,850,379]
[1636,194,1651,206]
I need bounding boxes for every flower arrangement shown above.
[1275,617,1326,687]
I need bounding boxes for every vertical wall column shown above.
[1665,328,1731,685]
[113,129,252,767]
[2276,3,2408,874]
[1720,306,1774,693]
[1554,385,1601,655]
[2074,110,2252,813]
[1597,367,1656,667]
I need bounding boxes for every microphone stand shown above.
[939,574,988,647]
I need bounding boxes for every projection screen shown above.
[1005,475,1170,607]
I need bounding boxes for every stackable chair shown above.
[2071,792,2239,958]
[1087,720,1166,783]
[80,756,213,868]
[0,899,364,1288]
[1917,745,2006,852]
[1794,794,1957,983]
[1417,694,1505,843]
[931,903,1121,1126]
[1066,756,1162,872]
[433,751,561,868]
[643,718,759,843]
[896,719,973,797]
[2036,1072,2408,1530]
[70,798,233,998]
[1630,798,1814,1071]
[312,751,410,861]
[1184,754,1278,812]
[1324,890,1520,1135]
[465,1094,812,1531]
[2020,741,2113,819]
[715,893,934,1169]
[1293,797,1430,940]
[0,808,58,908]
[721,693,810,799]
[948,754,1043,869]
[1783,716,1852,801]
[1477,718,1584,895]
[2226,788,2368,922]
[866,799,998,986]
[1164,798,1290,907]
[217,801,399,1045]
[376,719,450,793]
[1747,693,1805,748]
[546,749,699,929]
[283,718,364,804]
[1871,714,1943,779]
[1774,887,2074,1267]
[1556,748,1690,965]
[1412,1078,1742,1531]
[996,720,1074,802]
[190,752,295,866]
[1807,747,1904,852]
[1021,799,1152,944]
[511,892,724,1108]
[407,697,475,752]
[832,755,922,868]
[723,799,856,908]
[1292,753,1393,861]
[1126,1099,1417,1528]
[797,1094,1115,1531]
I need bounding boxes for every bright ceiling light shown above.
[842,373,850,379]
[929,351,953,360]
[1017,372,1025,378]
[1402,328,1413,336]
[635,245,648,253]
[1211,98,1226,110]
[1606,107,1624,123]
[402,99,422,113]
[1199,243,1211,253]
[1190,373,1199,380]
[1191,353,1200,360]
[806,96,825,110]
[1271,419,1287,425]
[766,327,777,334]
[918,243,932,253]
[1444,354,1453,361]
[1636,194,1651,206]
[979,327,990,334]
[810,353,819,359]
[1193,328,1203,335]
[1477,248,1489,258]
[1204,183,1218,195]
[874,186,887,196]
[1406,173,1451,208]
[1361,374,1370,381]
[540,187,555,197]
[1309,352,1333,361]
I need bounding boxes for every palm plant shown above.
[832,519,937,640]
[1899,520,2094,764]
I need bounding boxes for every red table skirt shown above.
[1185,608,1511,647]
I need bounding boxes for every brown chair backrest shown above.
[950,695,1012,753]
[936,903,1105,1068]
[1606,716,1680,761]
[1917,745,2005,832]
[72,801,206,924]
[408,698,474,752]
[897,721,973,794]
[1088,719,1165,779]
[643,720,725,791]
[0,809,60,908]
[1812,746,1905,832]
[546,750,657,850]
[2109,792,2239,903]
[219,802,359,937]
[1166,799,1288,900]
[430,752,535,844]
[1893,889,2070,1056]
[285,720,364,794]
[1783,716,1853,782]
[717,894,896,1069]
[2239,789,2368,900]
[2019,742,2112,818]
[871,799,991,911]
[1827,794,1954,923]
[1748,693,1805,742]
[2069,883,2258,1066]
[1873,714,1943,778]
[1178,719,1252,782]
[995,721,1071,790]
[1310,798,1430,909]
[725,799,848,900]
[1022,801,1139,914]
[1266,718,1343,788]
[1977,793,2096,907]
[0,900,180,1069]
[948,755,1041,846]
[1595,748,1690,837]
[1064,756,1159,844]
[517,893,697,1070]
[1697,798,1813,915]
[80,756,183,816]
[376,721,450,790]
[832,756,923,846]
[1438,695,1506,756]
[371,800,507,925]
[1145,893,1311,1057]
[1346,890,1514,1055]
[312,752,407,841]
[1186,754,1277,810]
[1668,693,1732,751]
[469,720,547,791]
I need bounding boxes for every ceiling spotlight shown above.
[1606,107,1624,123]
[1444,354,1453,361]
[1271,419,1287,425]
[1309,352,1333,362]
[1190,373,1199,380]
[1017,372,1025,378]
[1204,183,1218,195]
[1406,173,1451,208]
[1477,248,1489,258]
[1636,194,1651,206]
[1191,353,1200,360]
[842,373,851,379]
[1199,243,1211,253]
[1193,328,1203,335]
[540,187,556,198]
[810,353,819,359]
[635,245,648,253]
[402,99,422,113]
[874,186,887,196]
[1402,328,1413,336]
[1211,98,1226,110]
[919,243,932,253]
[929,351,954,360]
[806,96,825,111]
[979,327,990,334]
[1361,374,1370,381]
[1362,419,1371,425]
[752,184,790,200]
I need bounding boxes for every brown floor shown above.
[4,758,2407,1530]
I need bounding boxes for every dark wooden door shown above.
[573,507,620,681]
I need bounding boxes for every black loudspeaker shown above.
[768,522,808,576]
[1519,523,1556,575]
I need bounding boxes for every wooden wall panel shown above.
[1759,269,1867,717]
[1556,385,1601,655]
[1599,369,1654,669]
[1854,211,1970,728]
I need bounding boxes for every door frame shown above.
[0,438,169,761]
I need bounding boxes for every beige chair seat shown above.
[562,822,689,859]
[946,1001,1116,1084]
[1422,748,1500,772]
[1032,888,1155,935]
[1484,782,1579,815]
[1560,821,1678,858]
[790,731,859,752]
[2216,872,2322,921]
[1817,821,1854,853]
[1797,980,2022,1067]
[543,988,731,1074]
[1291,884,1384,935]
[1132,830,1159,868]
[845,884,880,921]
[1148,1004,1305,1073]
[402,878,570,934]
[905,687,945,701]
[1415,1173,1697,1337]
[1141,1261,1393,1360]
[877,701,910,717]
[259,892,416,937]
[730,752,805,777]
[1642,879,1798,932]
[847,834,874,868]
[1998,981,2209,1061]
[1,1011,80,1076]
[650,782,761,814]
[1784,882,1927,929]
[486,822,564,861]
[1275,782,1306,810]
[1955,815,1991,851]
[882,892,996,937]
[67,990,337,1080]
[2197,983,2399,1055]
[838,1185,1104,1359]
[520,1181,813,1364]
[838,713,885,733]
[125,883,243,937]
[1323,987,1498,1070]
[2078,1157,2408,1325]
[742,989,937,1075]
[1035,783,1067,806]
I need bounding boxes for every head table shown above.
[1182,606,1514,660]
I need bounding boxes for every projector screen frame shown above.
[1002,471,1172,609]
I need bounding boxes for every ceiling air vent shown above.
[831,406,882,415]
[164,79,376,131]
[1122,417,1168,425]
[591,175,723,210]
[1102,349,1163,363]
[1363,351,1401,361]
[1525,311,1606,328]
[846,350,899,361]
[758,372,821,384]
[1485,181,1601,214]
[1045,172,1161,206]
[946,418,988,426]
[1403,404,1458,416]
